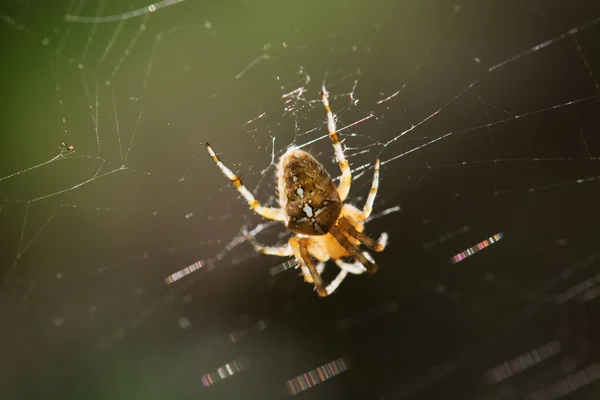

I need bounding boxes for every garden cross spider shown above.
[206,85,388,297]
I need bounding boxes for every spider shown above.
[205,85,387,297]
[60,142,74,152]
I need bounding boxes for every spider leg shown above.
[206,143,285,221]
[327,251,377,294]
[362,250,377,264]
[246,234,293,257]
[359,159,380,221]
[329,224,379,274]
[334,258,367,275]
[377,232,388,249]
[337,216,387,252]
[300,262,325,283]
[298,238,328,297]
[324,268,349,295]
[321,85,352,202]
[302,261,348,296]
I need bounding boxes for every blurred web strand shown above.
[484,340,561,384]
[488,15,600,72]
[164,221,279,284]
[96,18,126,71]
[0,154,67,183]
[31,167,123,203]
[111,87,124,161]
[296,113,375,152]
[536,251,600,295]
[556,270,600,304]
[383,81,478,147]
[79,0,105,64]
[164,260,204,284]
[474,91,500,192]
[379,91,600,170]
[450,233,503,264]
[525,364,600,400]
[77,0,104,152]
[423,225,469,250]
[201,358,250,388]
[427,156,600,169]
[269,259,297,276]
[385,299,547,400]
[576,116,592,159]
[285,357,349,395]
[53,0,87,58]
[6,208,56,279]
[583,285,600,302]
[104,14,151,86]
[228,320,267,343]
[374,13,600,169]
[64,0,187,23]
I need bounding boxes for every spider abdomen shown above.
[276,148,342,235]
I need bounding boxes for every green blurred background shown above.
[2,0,600,399]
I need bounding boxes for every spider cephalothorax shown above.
[206,85,387,297]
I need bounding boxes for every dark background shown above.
[1,0,600,399]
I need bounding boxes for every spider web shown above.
[2,0,600,398]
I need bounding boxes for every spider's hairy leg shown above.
[302,260,344,295]
[298,238,328,297]
[359,159,380,221]
[251,243,293,257]
[324,268,349,295]
[321,85,352,202]
[335,258,367,275]
[205,143,285,222]
[300,262,326,284]
[245,234,293,256]
[329,224,379,274]
[337,217,386,252]
[326,255,376,295]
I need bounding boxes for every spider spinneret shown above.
[206,85,388,297]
